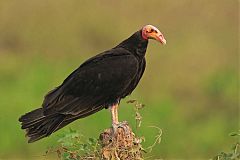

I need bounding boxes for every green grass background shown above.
[0,0,238,159]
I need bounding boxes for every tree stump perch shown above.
[99,122,143,160]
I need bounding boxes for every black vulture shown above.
[19,25,166,142]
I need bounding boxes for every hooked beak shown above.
[153,32,166,45]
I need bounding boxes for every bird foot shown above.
[112,121,130,135]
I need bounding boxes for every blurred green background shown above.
[0,0,238,159]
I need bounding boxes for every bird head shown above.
[141,25,166,45]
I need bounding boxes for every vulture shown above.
[19,24,166,143]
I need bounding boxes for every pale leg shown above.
[110,104,119,125]
[110,104,130,134]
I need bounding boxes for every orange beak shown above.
[150,32,166,45]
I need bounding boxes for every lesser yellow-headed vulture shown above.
[19,25,166,142]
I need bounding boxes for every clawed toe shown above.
[112,121,130,135]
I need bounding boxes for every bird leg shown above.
[110,104,119,125]
[110,104,130,135]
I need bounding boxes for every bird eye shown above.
[147,28,155,33]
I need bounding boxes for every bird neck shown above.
[116,30,148,59]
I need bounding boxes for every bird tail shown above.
[19,108,65,143]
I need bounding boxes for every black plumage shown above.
[19,25,166,143]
